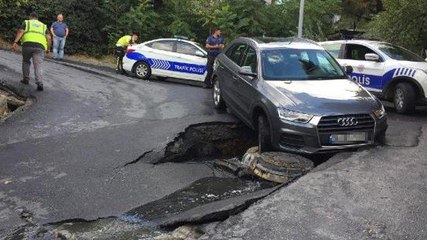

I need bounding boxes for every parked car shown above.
[212,37,388,154]
[123,38,208,82]
[320,40,427,113]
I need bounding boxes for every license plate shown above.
[329,132,367,144]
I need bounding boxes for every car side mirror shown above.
[195,50,207,58]
[365,53,380,62]
[239,66,257,78]
[343,65,353,74]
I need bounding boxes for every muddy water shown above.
[126,177,274,223]
[49,218,164,240]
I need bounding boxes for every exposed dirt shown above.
[137,122,258,165]
[0,86,26,120]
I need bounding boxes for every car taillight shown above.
[127,49,135,53]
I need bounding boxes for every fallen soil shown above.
[0,84,27,120]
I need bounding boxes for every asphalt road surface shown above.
[0,49,236,236]
[1,49,426,239]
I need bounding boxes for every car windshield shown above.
[261,48,346,80]
[377,43,425,62]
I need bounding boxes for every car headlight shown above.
[278,107,313,123]
[373,105,386,119]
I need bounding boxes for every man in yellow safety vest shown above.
[12,12,51,91]
[115,33,138,74]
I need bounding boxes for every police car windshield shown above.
[378,44,424,62]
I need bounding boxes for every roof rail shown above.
[283,37,320,45]
[252,36,320,46]
[173,35,189,40]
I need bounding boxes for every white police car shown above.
[123,38,208,82]
[320,40,427,113]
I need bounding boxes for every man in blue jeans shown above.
[50,14,69,60]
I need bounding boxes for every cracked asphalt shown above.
[1,49,427,239]
[200,109,427,240]
[0,49,236,236]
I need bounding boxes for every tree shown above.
[367,0,427,54]
[272,0,341,40]
[338,0,383,30]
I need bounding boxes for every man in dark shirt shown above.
[12,12,51,91]
[204,27,224,88]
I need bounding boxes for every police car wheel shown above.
[134,61,151,80]
[393,83,415,114]
[212,78,226,109]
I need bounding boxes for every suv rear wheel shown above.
[213,79,226,109]
[258,115,272,153]
[393,83,416,114]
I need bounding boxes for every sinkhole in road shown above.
[0,86,27,120]
[144,121,333,167]
[151,122,258,164]
[7,122,334,239]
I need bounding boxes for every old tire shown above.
[212,78,226,109]
[134,61,151,80]
[393,83,416,114]
[258,115,272,153]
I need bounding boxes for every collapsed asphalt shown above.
[0,49,237,235]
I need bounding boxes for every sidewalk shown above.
[201,126,427,240]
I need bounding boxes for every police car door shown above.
[173,41,208,81]
[341,44,385,92]
[146,40,178,78]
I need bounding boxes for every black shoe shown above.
[36,84,43,91]
[20,79,29,85]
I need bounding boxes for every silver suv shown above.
[212,37,388,154]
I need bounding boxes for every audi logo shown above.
[337,117,358,127]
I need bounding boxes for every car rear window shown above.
[261,49,346,80]
[176,42,200,56]
[148,40,175,52]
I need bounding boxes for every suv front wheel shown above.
[258,115,272,153]
[212,79,226,109]
[393,83,416,114]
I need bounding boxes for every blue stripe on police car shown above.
[127,52,207,75]
[349,67,418,90]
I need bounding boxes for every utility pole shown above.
[297,0,305,38]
